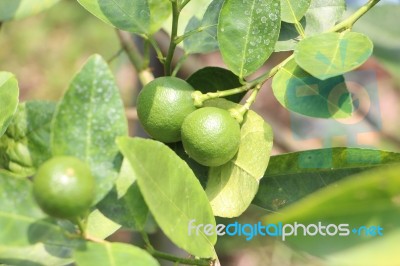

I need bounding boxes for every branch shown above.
[192,0,382,110]
[329,0,381,32]
[164,1,180,75]
[116,30,154,85]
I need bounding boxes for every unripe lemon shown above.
[33,156,95,219]
[137,77,197,143]
[181,107,241,167]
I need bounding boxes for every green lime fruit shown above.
[137,77,197,143]
[33,156,95,219]
[181,107,241,167]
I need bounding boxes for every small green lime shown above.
[33,156,95,219]
[137,77,197,143]
[181,107,241,167]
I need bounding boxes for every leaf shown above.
[304,0,346,36]
[183,0,223,54]
[186,67,245,103]
[295,32,374,80]
[162,0,212,37]
[169,142,209,189]
[204,99,273,218]
[51,54,128,203]
[74,242,159,266]
[0,0,60,21]
[272,58,352,118]
[218,0,281,78]
[0,72,19,137]
[253,148,400,211]
[280,0,311,23]
[326,229,400,266]
[183,17,218,55]
[77,0,150,34]
[275,0,346,51]
[148,0,171,34]
[0,173,80,265]
[0,101,56,177]
[96,159,152,232]
[86,209,121,240]
[263,164,400,257]
[274,21,302,52]
[353,5,400,83]
[117,137,217,258]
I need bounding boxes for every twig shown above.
[116,30,154,85]
[164,1,180,75]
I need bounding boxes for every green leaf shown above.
[272,58,352,118]
[326,229,400,266]
[183,0,223,54]
[0,72,19,137]
[51,54,128,203]
[187,67,245,103]
[117,137,217,258]
[280,0,311,23]
[204,99,273,218]
[0,173,80,265]
[353,5,400,83]
[96,159,152,232]
[0,173,44,246]
[253,148,400,211]
[275,22,302,52]
[264,164,400,257]
[74,242,159,266]
[0,101,56,177]
[169,142,208,189]
[0,0,60,21]
[148,0,171,34]
[218,0,281,78]
[183,17,218,55]
[304,0,346,36]
[162,0,212,37]
[77,0,150,34]
[275,0,346,51]
[86,209,121,240]
[295,32,373,80]
[0,244,71,266]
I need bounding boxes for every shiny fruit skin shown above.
[137,77,197,143]
[33,156,95,219]
[181,107,241,167]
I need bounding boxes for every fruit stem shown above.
[192,86,252,107]
[329,0,381,32]
[241,84,261,114]
[228,84,262,123]
[85,234,107,243]
[165,0,180,76]
[71,216,87,238]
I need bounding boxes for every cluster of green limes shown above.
[137,77,241,167]
[33,156,95,220]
